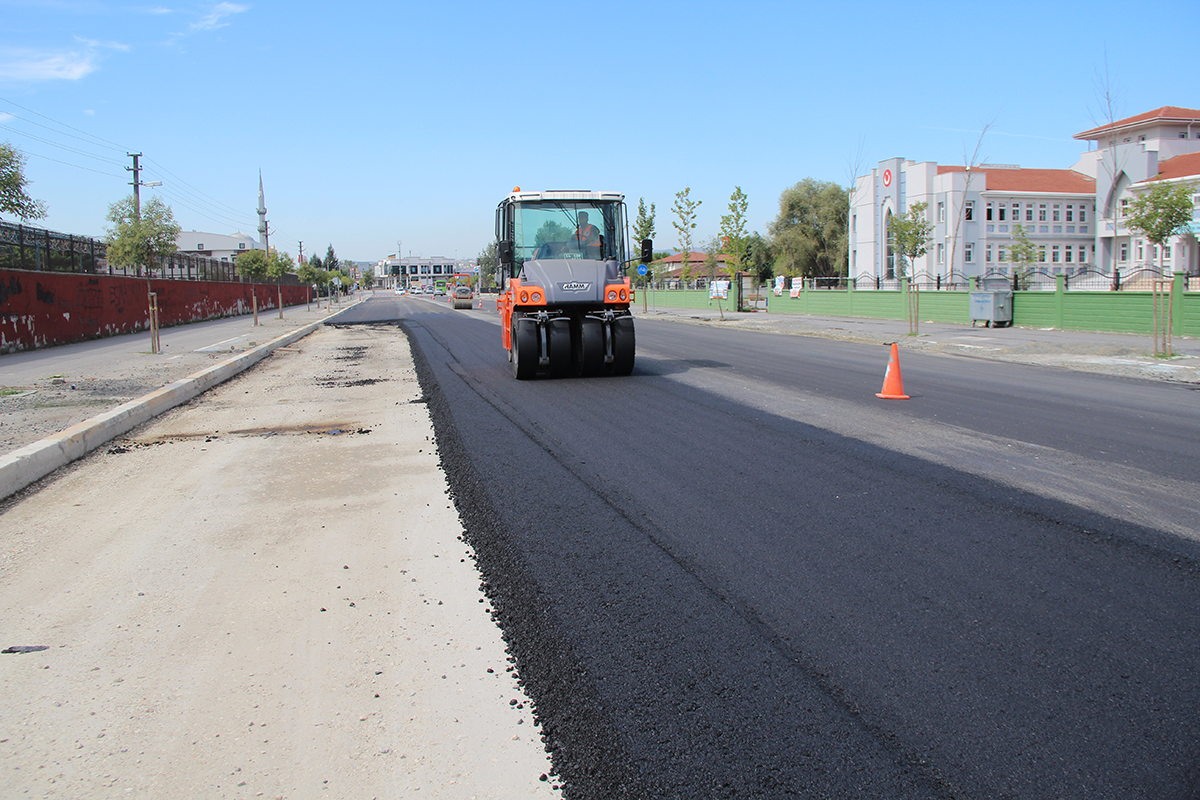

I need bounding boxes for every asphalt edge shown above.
[0,318,327,501]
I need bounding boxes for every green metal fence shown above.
[640,273,1198,338]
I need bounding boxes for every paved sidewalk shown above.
[1,299,358,498]
[633,304,1200,384]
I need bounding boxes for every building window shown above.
[937,202,945,222]
[964,201,974,221]
[999,205,1007,221]
[1065,246,1073,263]
[1039,204,1047,222]
[1026,206,1034,222]
[1120,198,1129,217]
[1052,245,1060,263]
[1164,244,1172,260]
[1039,245,1046,262]
[1120,242,1128,261]
[1079,245,1088,262]
[937,243,944,264]
[985,245,992,263]
[1079,206,1087,223]
[998,246,1007,262]
[986,203,993,221]
[1137,242,1144,261]
[1012,203,1020,221]
[197,243,204,250]
[885,210,895,279]
[1066,205,1074,222]
[965,243,974,263]
[239,243,246,249]
[1053,204,1061,222]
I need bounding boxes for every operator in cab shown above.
[573,211,601,258]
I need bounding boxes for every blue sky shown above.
[1,0,1197,264]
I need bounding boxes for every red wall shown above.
[0,269,311,353]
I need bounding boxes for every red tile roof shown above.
[1074,106,1200,140]
[658,251,728,264]
[936,166,1095,194]
[1142,151,1200,183]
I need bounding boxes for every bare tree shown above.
[844,138,866,281]
[1089,52,1130,276]
[945,122,991,285]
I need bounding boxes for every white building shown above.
[375,255,465,289]
[176,230,261,262]
[849,106,1200,287]
[1072,106,1200,276]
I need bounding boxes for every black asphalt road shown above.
[336,296,1200,800]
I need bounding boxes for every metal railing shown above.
[0,220,300,286]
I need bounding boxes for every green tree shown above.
[297,259,321,287]
[104,195,182,276]
[1126,180,1196,271]
[768,179,848,279]
[0,142,47,220]
[631,198,656,293]
[672,187,701,280]
[362,268,375,289]
[268,249,294,280]
[889,202,934,280]
[235,248,271,282]
[1008,223,1038,289]
[323,245,340,275]
[719,186,749,275]
[477,242,498,289]
[633,197,656,244]
[478,241,498,270]
[744,232,774,283]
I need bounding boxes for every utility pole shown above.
[127,153,142,217]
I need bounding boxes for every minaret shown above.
[257,172,269,254]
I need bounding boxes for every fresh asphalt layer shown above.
[375,295,1200,798]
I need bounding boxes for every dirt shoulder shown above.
[0,324,561,799]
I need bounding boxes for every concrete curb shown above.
[0,318,326,501]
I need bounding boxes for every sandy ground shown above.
[0,324,561,799]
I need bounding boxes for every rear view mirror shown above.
[499,239,514,264]
[640,238,653,264]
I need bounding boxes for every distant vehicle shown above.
[451,284,474,310]
[394,288,405,295]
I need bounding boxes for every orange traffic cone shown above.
[875,342,910,399]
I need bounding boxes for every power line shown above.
[16,146,123,178]
[0,95,128,151]
[2,125,127,168]
[1,97,294,243]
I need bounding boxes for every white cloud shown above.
[0,49,99,81]
[189,2,248,32]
